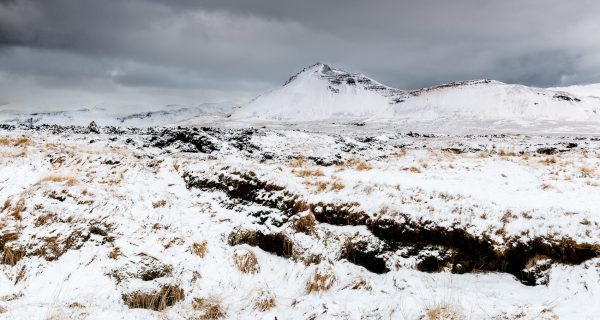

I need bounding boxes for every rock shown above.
[88,121,100,134]
[536,147,558,155]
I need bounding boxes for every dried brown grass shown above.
[13,137,32,146]
[190,241,208,257]
[1,247,25,266]
[122,285,184,311]
[306,265,336,293]
[342,278,372,291]
[0,137,11,146]
[541,157,557,165]
[407,166,421,173]
[292,213,316,235]
[108,247,122,259]
[354,161,372,171]
[34,214,56,227]
[579,166,595,178]
[289,157,306,168]
[293,168,325,177]
[1,200,11,213]
[39,175,78,186]
[233,248,260,274]
[152,199,167,208]
[11,198,25,220]
[330,181,345,191]
[252,289,276,312]
[498,149,518,157]
[192,297,225,319]
[540,183,552,190]
[424,303,466,320]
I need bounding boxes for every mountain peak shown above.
[283,62,336,86]
[307,62,333,73]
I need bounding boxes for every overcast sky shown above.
[1,0,600,111]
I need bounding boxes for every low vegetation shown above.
[306,265,336,293]
[252,289,276,312]
[233,248,260,274]
[192,297,225,319]
[122,285,184,311]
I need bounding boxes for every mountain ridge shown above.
[230,63,600,126]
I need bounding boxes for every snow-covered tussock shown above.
[1,127,600,318]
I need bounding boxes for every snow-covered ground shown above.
[1,125,600,319]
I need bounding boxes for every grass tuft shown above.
[233,248,260,274]
[424,303,466,320]
[122,285,184,311]
[252,289,276,312]
[291,213,316,235]
[306,265,336,293]
[193,297,225,319]
[190,241,208,257]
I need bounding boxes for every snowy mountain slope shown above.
[230,63,403,121]
[0,102,236,127]
[114,102,236,127]
[228,63,600,130]
[548,83,600,98]
[378,80,600,122]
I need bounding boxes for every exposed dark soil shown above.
[184,170,599,286]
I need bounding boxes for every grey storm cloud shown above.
[1,0,600,110]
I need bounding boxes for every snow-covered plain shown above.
[1,125,600,319]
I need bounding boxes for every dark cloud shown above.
[1,0,600,110]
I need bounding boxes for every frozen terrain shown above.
[1,124,600,319]
[2,64,600,319]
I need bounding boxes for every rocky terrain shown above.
[1,124,600,319]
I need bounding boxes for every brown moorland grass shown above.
[1,247,25,266]
[424,303,466,320]
[306,265,336,293]
[38,175,78,186]
[193,297,225,319]
[579,166,595,178]
[233,248,260,274]
[190,241,208,257]
[293,168,325,177]
[252,289,276,312]
[291,213,316,235]
[122,285,184,311]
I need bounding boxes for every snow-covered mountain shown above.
[548,83,600,99]
[230,63,403,121]
[230,63,600,129]
[0,102,235,127]
[383,80,600,122]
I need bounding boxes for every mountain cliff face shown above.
[231,63,600,126]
